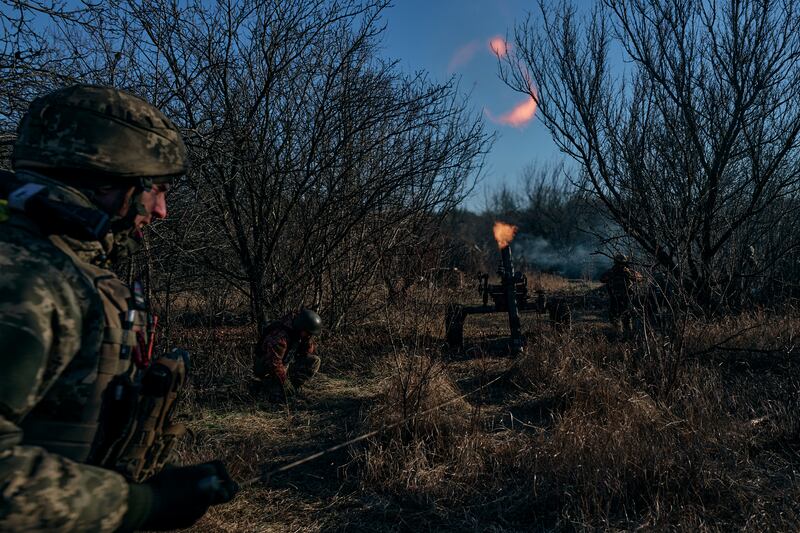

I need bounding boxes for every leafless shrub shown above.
[503,0,800,310]
[0,1,110,155]
[2,0,491,334]
[127,0,491,331]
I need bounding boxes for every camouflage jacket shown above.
[254,314,316,384]
[0,172,129,532]
[599,262,644,298]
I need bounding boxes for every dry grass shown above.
[680,309,800,357]
[358,355,488,512]
[527,270,592,293]
[161,285,800,531]
[350,307,800,530]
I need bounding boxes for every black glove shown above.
[119,461,239,531]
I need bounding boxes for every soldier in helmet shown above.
[599,254,644,337]
[0,85,237,532]
[253,309,323,403]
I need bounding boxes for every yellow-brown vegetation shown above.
[170,282,800,531]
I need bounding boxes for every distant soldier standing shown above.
[253,309,323,403]
[599,254,644,336]
[0,85,237,531]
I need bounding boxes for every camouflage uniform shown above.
[0,86,236,532]
[253,313,321,399]
[0,172,132,531]
[599,255,643,336]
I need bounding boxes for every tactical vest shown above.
[19,235,187,483]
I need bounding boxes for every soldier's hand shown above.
[121,461,239,531]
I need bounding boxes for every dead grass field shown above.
[168,283,800,532]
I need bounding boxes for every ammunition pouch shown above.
[91,349,190,482]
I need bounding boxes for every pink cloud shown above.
[485,92,538,128]
[448,35,512,72]
[447,40,481,73]
[488,36,510,58]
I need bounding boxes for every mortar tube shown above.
[501,244,524,354]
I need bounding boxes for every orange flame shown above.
[489,36,509,57]
[493,221,518,249]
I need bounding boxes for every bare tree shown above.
[123,0,490,330]
[0,1,114,155]
[503,0,800,310]
[0,0,490,331]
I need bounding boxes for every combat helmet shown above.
[292,309,322,336]
[13,84,187,182]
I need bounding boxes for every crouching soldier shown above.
[253,309,322,403]
[599,254,644,337]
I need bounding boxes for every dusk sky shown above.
[381,0,563,210]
